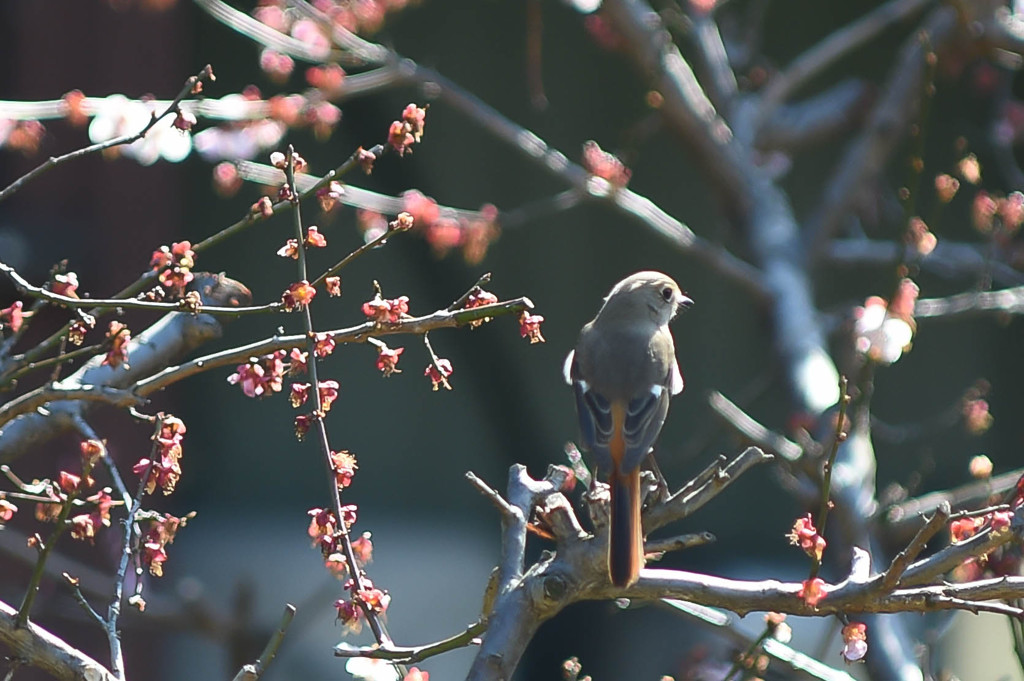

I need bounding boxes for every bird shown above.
[564,271,691,587]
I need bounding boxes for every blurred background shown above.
[0,0,1022,679]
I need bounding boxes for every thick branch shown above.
[602,0,841,414]
[0,274,251,462]
[0,598,116,681]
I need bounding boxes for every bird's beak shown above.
[678,293,694,310]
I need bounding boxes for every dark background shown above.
[0,0,1021,679]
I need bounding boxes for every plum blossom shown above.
[88,95,191,165]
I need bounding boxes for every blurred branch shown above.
[691,15,738,116]
[880,466,1024,540]
[602,0,840,415]
[194,0,360,65]
[755,79,874,152]
[757,0,933,121]
[0,66,214,204]
[658,599,857,681]
[805,5,961,258]
[201,0,769,299]
[824,238,1024,287]
[915,285,1024,319]
[707,390,805,462]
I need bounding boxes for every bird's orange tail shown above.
[608,466,643,587]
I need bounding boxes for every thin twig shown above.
[0,386,145,429]
[132,297,532,396]
[466,471,519,519]
[231,604,296,681]
[334,620,488,663]
[105,418,163,679]
[809,376,849,581]
[0,260,273,317]
[284,147,402,674]
[757,0,932,121]
[880,501,950,591]
[448,273,493,311]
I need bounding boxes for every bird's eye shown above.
[660,286,674,302]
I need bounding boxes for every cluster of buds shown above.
[277,226,327,259]
[961,381,994,435]
[227,351,287,398]
[139,510,195,577]
[282,280,317,311]
[102,321,132,370]
[66,440,115,542]
[388,103,427,156]
[405,192,500,264]
[69,489,115,543]
[798,576,827,607]
[425,358,454,391]
[51,271,79,299]
[317,180,345,212]
[334,576,390,633]
[0,119,46,156]
[787,513,826,562]
[949,509,1013,544]
[362,292,409,324]
[289,380,340,412]
[20,440,115,544]
[463,288,498,328]
[905,217,937,256]
[840,622,868,662]
[852,279,919,365]
[519,311,546,344]
[134,416,187,496]
[374,342,404,377]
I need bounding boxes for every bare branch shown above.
[707,391,804,462]
[132,296,534,397]
[0,273,251,462]
[603,0,841,415]
[915,285,1024,320]
[805,6,962,258]
[334,620,486,664]
[645,446,774,531]
[755,80,874,152]
[0,66,214,203]
[231,605,296,681]
[757,0,932,119]
[824,238,1024,287]
[0,598,116,681]
[880,501,950,590]
[0,386,145,430]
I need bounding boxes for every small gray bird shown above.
[564,271,691,587]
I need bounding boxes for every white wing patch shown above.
[562,350,575,385]
[669,360,684,395]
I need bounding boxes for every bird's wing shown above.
[669,358,684,395]
[620,386,671,472]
